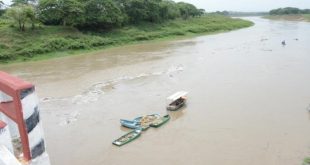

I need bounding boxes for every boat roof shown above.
[167,91,188,102]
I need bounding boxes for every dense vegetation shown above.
[0,15,253,62]
[264,7,310,22]
[0,0,253,63]
[2,0,205,31]
[264,14,310,22]
[269,7,310,15]
[228,11,268,17]
[208,11,268,17]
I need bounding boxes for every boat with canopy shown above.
[166,91,188,111]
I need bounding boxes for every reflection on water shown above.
[167,107,186,121]
[0,17,310,165]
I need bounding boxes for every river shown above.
[1,17,310,165]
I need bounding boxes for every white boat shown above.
[166,91,188,111]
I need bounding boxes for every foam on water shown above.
[41,65,184,126]
[41,65,184,105]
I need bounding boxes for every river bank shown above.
[0,15,253,64]
[1,17,309,165]
[263,14,310,22]
[304,157,310,165]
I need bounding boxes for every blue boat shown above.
[120,114,160,131]
[120,119,150,130]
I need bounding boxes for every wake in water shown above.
[41,65,184,125]
[41,65,184,105]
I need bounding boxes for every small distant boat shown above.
[150,115,170,128]
[112,129,142,146]
[166,91,188,111]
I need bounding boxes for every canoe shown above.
[112,129,142,146]
[120,119,150,131]
[134,114,160,123]
[120,114,160,131]
[120,119,149,130]
[150,115,170,128]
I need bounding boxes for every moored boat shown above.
[150,115,170,128]
[120,114,160,130]
[166,91,188,111]
[120,119,150,131]
[112,129,142,146]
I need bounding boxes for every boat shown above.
[112,129,142,146]
[150,115,170,128]
[120,119,150,131]
[166,91,188,111]
[121,114,160,131]
[134,114,160,125]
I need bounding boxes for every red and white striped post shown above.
[0,71,50,164]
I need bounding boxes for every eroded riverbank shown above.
[0,15,253,64]
[0,17,310,165]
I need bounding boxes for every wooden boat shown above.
[120,119,150,131]
[166,91,188,111]
[112,129,142,146]
[134,114,160,126]
[120,114,160,131]
[150,115,170,128]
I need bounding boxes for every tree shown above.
[123,0,148,23]
[198,9,206,16]
[123,0,181,23]
[83,0,125,28]
[0,1,4,8]
[25,4,36,29]
[302,9,310,14]
[144,0,162,22]
[11,0,37,6]
[6,4,35,31]
[159,0,180,20]
[38,0,84,26]
[0,1,4,17]
[177,2,199,19]
[269,7,303,15]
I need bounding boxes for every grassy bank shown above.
[304,157,310,165]
[263,14,310,22]
[0,15,253,63]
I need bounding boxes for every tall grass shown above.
[0,15,253,63]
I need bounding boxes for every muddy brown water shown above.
[1,17,310,165]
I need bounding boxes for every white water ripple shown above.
[41,65,184,105]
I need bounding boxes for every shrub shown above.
[168,30,186,35]
[67,40,89,50]
[43,38,70,50]
[134,34,150,41]
[87,37,114,47]
[0,51,15,61]
[0,43,8,49]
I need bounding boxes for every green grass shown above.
[304,157,310,165]
[263,14,310,22]
[304,14,310,20]
[0,15,253,63]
